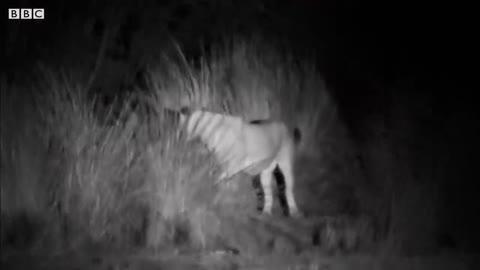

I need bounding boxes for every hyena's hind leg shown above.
[253,167,294,217]
[277,154,301,218]
[259,162,277,215]
[273,166,290,216]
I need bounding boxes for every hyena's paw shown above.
[260,208,273,217]
[289,209,304,219]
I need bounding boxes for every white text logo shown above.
[8,9,45,19]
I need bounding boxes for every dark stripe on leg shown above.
[252,175,264,212]
[273,166,289,216]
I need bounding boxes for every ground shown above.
[2,214,478,270]
[2,250,477,270]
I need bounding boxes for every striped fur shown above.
[174,107,301,217]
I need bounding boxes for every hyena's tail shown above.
[293,127,302,145]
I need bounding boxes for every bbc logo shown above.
[8,9,45,19]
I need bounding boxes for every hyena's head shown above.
[178,106,192,128]
[163,106,194,140]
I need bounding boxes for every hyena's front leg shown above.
[260,162,277,215]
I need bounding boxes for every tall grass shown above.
[1,38,334,255]
[148,38,335,158]
[38,72,149,249]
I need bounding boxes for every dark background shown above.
[2,0,478,252]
